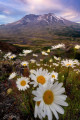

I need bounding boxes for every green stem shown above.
[64,67,70,88]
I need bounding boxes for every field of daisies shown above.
[0,43,80,120]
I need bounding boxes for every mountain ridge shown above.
[3,13,78,26]
[0,13,80,44]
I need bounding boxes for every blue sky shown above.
[0,0,80,24]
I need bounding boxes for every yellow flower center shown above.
[66,64,71,66]
[37,76,46,85]
[20,80,26,86]
[23,64,27,66]
[11,56,14,58]
[36,101,41,106]
[43,90,54,105]
[52,74,55,78]
[49,59,53,62]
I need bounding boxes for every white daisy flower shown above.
[4,52,12,59]
[23,50,32,55]
[53,63,59,66]
[34,101,45,119]
[74,45,80,49]
[52,44,65,50]
[36,63,40,66]
[30,68,51,87]
[9,72,17,80]
[42,51,48,56]
[44,64,47,66]
[30,69,35,74]
[32,82,68,120]
[54,56,61,61]
[30,59,36,63]
[50,71,58,83]
[19,53,26,56]
[21,61,28,66]
[16,77,30,91]
[47,49,51,53]
[49,59,53,62]
[9,54,16,59]
[40,59,43,61]
[73,59,80,65]
[61,59,75,67]
[74,69,80,73]
[33,54,38,57]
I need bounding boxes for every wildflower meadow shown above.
[0,43,80,120]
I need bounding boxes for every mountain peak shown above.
[3,13,77,26]
[0,13,80,44]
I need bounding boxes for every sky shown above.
[0,0,80,24]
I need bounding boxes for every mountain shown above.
[5,13,77,26]
[0,13,80,45]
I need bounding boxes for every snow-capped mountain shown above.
[0,13,80,44]
[6,13,77,26]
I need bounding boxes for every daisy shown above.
[16,77,30,91]
[50,71,58,83]
[52,44,65,50]
[54,56,61,61]
[74,45,80,49]
[47,49,51,53]
[23,49,32,55]
[30,68,51,87]
[61,59,75,67]
[40,59,43,61]
[53,63,59,66]
[33,54,38,57]
[44,64,47,66]
[34,101,45,119]
[73,59,80,65]
[30,59,36,63]
[49,59,53,62]
[21,61,28,66]
[42,51,48,56]
[7,88,12,95]
[19,53,26,56]
[36,63,40,66]
[9,54,16,59]
[30,69,35,74]
[74,69,80,73]
[9,72,17,80]
[4,52,12,59]
[32,82,68,120]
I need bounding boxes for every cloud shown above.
[0,0,80,24]
[14,0,80,22]
[0,14,16,24]
[0,15,7,19]
[21,0,63,14]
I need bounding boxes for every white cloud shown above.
[0,15,16,24]
[3,10,11,15]
[0,0,80,23]
[0,15,7,19]
[23,0,63,14]
[61,10,78,19]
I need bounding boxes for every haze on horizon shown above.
[0,0,80,25]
